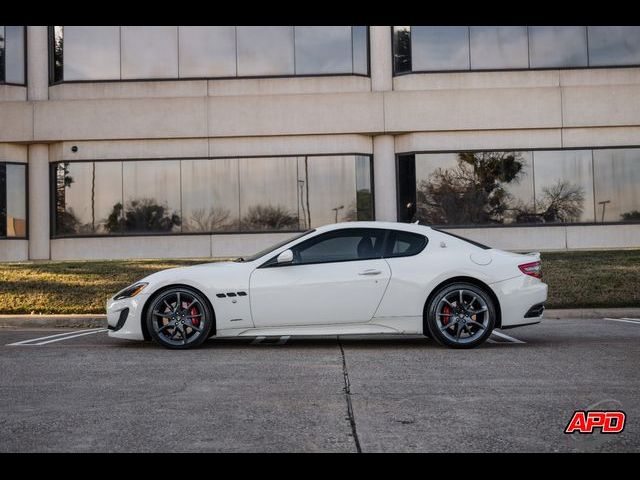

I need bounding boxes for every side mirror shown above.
[276,249,294,264]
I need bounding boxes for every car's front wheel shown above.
[146,287,214,349]
[425,283,495,349]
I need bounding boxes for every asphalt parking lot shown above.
[0,317,639,452]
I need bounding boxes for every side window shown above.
[385,231,428,258]
[292,228,386,265]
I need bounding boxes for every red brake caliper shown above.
[442,305,451,326]
[190,307,200,327]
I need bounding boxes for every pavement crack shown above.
[338,336,362,453]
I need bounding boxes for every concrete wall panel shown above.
[0,102,33,142]
[0,143,28,163]
[207,76,371,97]
[49,80,208,100]
[562,84,640,128]
[211,233,295,258]
[49,139,209,162]
[51,235,212,261]
[0,240,29,262]
[566,225,640,250]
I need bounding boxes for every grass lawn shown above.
[0,250,639,314]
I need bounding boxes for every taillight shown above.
[519,261,542,279]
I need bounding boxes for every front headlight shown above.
[113,282,149,300]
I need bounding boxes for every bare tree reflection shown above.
[105,198,181,233]
[414,152,586,225]
[183,207,233,232]
[621,210,640,222]
[415,152,525,225]
[241,205,298,231]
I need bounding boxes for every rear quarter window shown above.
[385,230,428,258]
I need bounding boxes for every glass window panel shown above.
[593,149,640,223]
[181,158,240,232]
[529,26,588,68]
[294,26,352,75]
[470,26,529,70]
[414,151,534,226]
[411,26,470,71]
[294,228,386,264]
[532,150,595,223]
[237,26,295,77]
[63,26,120,81]
[52,26,63,83]
[178,26,237,78]
[55,162,92,235]
[393,26,411,74]
[239,157,299,231]
[352,26,368,75]
[94,162,124,234]
[3,165,26,236]
[0,26,5,83]
[121,26,178,79]
[122,161,181,233]
[298,155,357,229]
[588,26,640,67]
[355,155,373,221]
[5,26,25,84]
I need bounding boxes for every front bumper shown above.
[106,293,150,340]
[491,275,548,328]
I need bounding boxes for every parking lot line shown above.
[621,318,640,322]
[491,330,526,343]
[7,328,106,346]
[605,317,640,325]
[33,329,108,345]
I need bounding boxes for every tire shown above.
[425,282,495,349]
[146,286,214,350]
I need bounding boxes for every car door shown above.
[249,228,391,327]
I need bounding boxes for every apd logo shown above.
[565,411,626,434]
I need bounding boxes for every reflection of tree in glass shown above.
[415,152,525,225]
[345,190,373,221]
[105,198,181,233]
[183,207,233,232]
[242,205,298,231]
[621,210,640,222]
[53,27,63,82]
[514,180,584,223]
[55,162,81,234]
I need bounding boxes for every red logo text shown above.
[565,411,626,434]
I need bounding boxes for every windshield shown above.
[234,229,316,262]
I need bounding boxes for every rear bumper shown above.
[490,276,548,328]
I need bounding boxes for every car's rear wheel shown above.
[426,283,495,349]
[146,287,213,350]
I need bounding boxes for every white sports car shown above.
[107,221,547,349]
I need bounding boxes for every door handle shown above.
[359,269,382,276]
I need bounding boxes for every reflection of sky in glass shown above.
[529,26,588,68]
[178,26,237,78]
[594,149,640,222]
[588,26,640,66]
[533,150,595,222]
[5,26,25,84]
[181,159,239,231]
[239,157,298,217]
[300,156,357,227]
[356,156,371,191]
[121,26,178,79]
[470,26,529,70]
[122,160,181,222]
[237,26,295,76]
[64,26,120,81]
[352,26,368,74]
[411,26,470,71]
[295,26,352,75]
[6,164,26,221]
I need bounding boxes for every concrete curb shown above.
[0,315,107,329]
[543,308,640,319]
[0,308,639,328]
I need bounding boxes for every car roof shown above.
[312,221,434,235]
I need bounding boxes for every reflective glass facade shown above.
[50,26,369,83]
[0,163,27,238]
[397,149,640,227]
[52,155,374,237]
[393,26,640,74]
[0,26,26,85]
